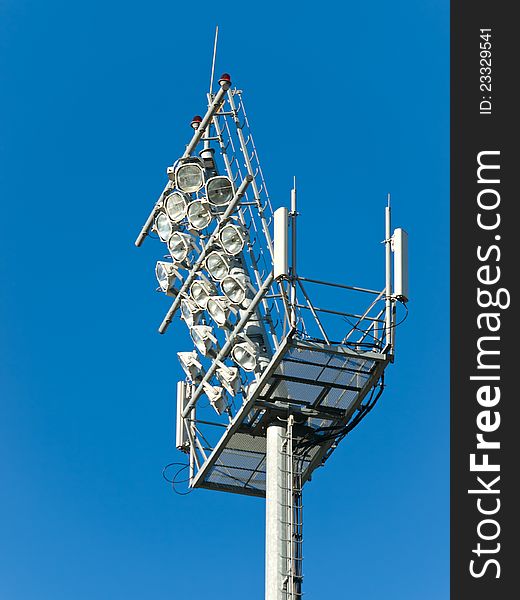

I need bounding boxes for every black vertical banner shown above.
[451,2,517,598]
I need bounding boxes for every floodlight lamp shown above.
[206,176,234,206]
[205,251,232,281]
[177,351,203,382]
[190,279,216,309]
[190,325,217,356]
[187,199,213,230]
[168,231,197,263]
[221,268,251,305]
[165,191,190,223]
[206,296,235,328]
[231,340,259,372]
[175,162,204,193]
[155,261,181,297]
[216,365,241,396]
[180,298,202,328]
[201,382,227,415]
[219,223,248,255]
[154,211,174,242]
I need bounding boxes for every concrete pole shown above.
[265,421,285,600]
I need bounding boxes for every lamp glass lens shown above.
[220,225,244,255]
[233,343,256,371]
[155,212,173,242]
[190,281,210,308]
[191,326,213,355]
[156,263,168,291]
[168,233,187,261]
[222,275,245,304]
[165,192,187,223]
[207,298,227,326]
[206,177,233,205]
[181,299,199,327]
[206,252,229,280]
[176,164,203,193]
[187,200,212,230]
[191,330,204,354]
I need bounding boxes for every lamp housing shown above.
[177,351,204,382]
[206,176,234,206]
[175,159,205,193]
[221,268,251,306]
[153,211,174,243]
[190,278,217,309]
[180,298,203,328]
[202,382,227,415]
[231,340,259,372]
[155,261,182,297]
[187,199,213,231]
[205,251,233,281]
[206,296,236,328]
[216,365,241,396]
[219,222,249,255]
[168,231,197,263]
[190,325,217,356]
[165,191,190,223]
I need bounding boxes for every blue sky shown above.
[1,1,449,598]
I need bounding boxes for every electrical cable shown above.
[294,374,385,454]
[341,298,409,343]
[162,462,193,495]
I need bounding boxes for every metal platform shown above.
[192,331,388,497]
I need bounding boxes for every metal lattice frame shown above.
[134,77,398,497]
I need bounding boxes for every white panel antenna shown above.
[393,228,409,302]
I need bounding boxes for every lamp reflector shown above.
[180,298,202,328]
[155,262,170,291]
[168,231,196,262]
[231,340,258,372]
[154,211,174,242]
[176,163,204,193]
[165,191,189,223]
[205,251,231,281]
[190,279,215,309]
[221,269,250,305]
[155,261,181,296]
[206,296,233,327]
[187,200,213,230]
[206,176,234,206]
[219,223,248,255]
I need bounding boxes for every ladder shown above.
[281,415,304,600]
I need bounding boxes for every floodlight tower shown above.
[135,68,408,600]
